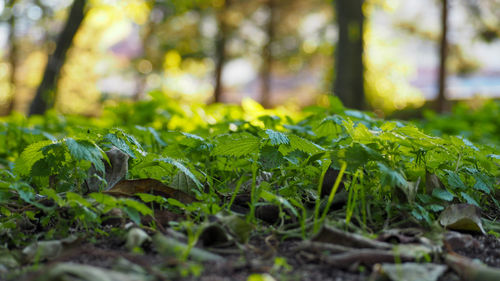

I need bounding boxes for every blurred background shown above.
[0,0,499,117]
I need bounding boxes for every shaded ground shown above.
[13,229,500,281]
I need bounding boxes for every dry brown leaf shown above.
[104,178,196,204]
[439,203,485,234]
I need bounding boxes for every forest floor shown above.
[15,226,500,281]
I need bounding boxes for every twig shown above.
[322,248,415,268]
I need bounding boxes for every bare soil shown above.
[14,230,500,281]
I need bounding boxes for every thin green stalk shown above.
[227,176,246,211]
[315,161,347,233]
[345,170,359,226]
[248,161,258,222]
[313,160,331,233]
[359,171,367,229]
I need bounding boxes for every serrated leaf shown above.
[345,143,384,169]
[432,188,454,201]
[105,130,146,158]
[344,121,374,142]
[66,192,93,208]
[121,198,153,216]
[315,117,341,137]
[15,140,55,176]
[378,162,407,188]
[170,171,199,194]
[411,209,423,221]
[283,150,308,165]
[124,206,141,225]
[445,170,467,190]
[265,129,289,145]
[136,126,166,146]
[469,172,492,194]
[259,146,284,170]
[104,133,136,158]
[65,138,105,173]
[344,110,373,121]
[460,192,479,207]
[428,204,445,212]
[212,133,260,157]
[156,157,203,189]
[260,190,298,217]
[182,132,205,141]
[287,134,324,154]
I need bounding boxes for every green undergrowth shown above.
[0,94,499,260]
[418,99,500,147]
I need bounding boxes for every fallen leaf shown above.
[439,204,486,234]
[104,178,196,204]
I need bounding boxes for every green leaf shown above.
[156,157,203,189]
[260,190,298,217]
[460,192,479,207]
[287,134,324,155]
[124,206,141,225]
[265,129,289,145]
[432,188,454,201]
[428,204,445,212]
[487,154,500,160]
[465,169,493,194]
[315,116,342,137]
[67,192,93,208]
[259,146,284,170]
[378,162,407,188]
[105,133,136,158]
[40,188,65,207]
[65,138,105,173]
[105,129,146,158]
[445,170,467,190]
[14,140,55,176]
[212,132,260,157]
[136,193,166,204]
[89,193,117,208]
[345,143,384,169]
[121,198,153,216]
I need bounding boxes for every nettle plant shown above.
[0,97,499,247]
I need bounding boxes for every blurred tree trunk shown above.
[3,0,18,115]
[213,0,231,104]
[260,0,276,108]
[333,0,365,110]
[436,0,449,113]
[133,4,159,101]
[29,0,86,116]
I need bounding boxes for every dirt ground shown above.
[14,230,500,281]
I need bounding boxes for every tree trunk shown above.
[260,0,276,108]
[29,0,86,116]
[4,0,18,115]
[213,1,230,104]
[333,0,365,110]
[436,0,449,113]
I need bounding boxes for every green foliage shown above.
[0,96,499,250]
